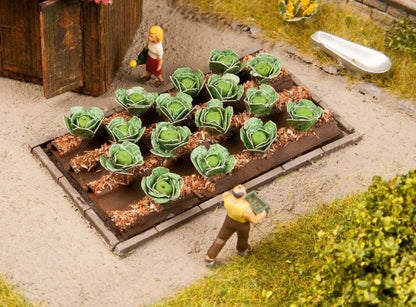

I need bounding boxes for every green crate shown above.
[245,191,270,214]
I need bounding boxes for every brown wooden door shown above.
[0,0,42,82]
[40,0,83,98]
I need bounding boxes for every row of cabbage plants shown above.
[63,50,324,205]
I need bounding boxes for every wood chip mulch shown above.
[101,111,132,126]
[243,80,260,92]
[51,133,83,156]
[69,143,110,173]
[107,196,160,232]
[87,172,131,194]
[275,85,312,111]
[181,174,216,198]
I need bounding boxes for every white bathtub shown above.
[310,31,392,74]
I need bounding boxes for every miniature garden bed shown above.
[31,50,362,256]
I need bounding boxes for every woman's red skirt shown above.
[146,56,162,77]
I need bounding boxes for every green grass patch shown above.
[154,194,363,306]
[178,0,416,100]
[0,275,36,307]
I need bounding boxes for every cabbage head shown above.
[206,73,244,103]
[141,167,184,204]
[115,86,158,115]
[190,144,236,178]
[99,141,144,175]
[64,106,104,139]
[244,84,279,116]
[106,116,145,143]
[170,67,204,97]
[247,53,283,83]
[150,122,191,157]
[287,99,323,131]
[155,92,193,124]
[194,99,233,134]
[240,117,278,153]
[209,49,245,74]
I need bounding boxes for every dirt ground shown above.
[1,0,415,306]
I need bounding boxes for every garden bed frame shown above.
[30,68,362,256]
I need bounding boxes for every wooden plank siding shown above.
[0,0,143,97]
[40,0,83,98]
[81,0,142,96]
[0,0,42,84]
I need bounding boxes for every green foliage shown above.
[206,73,244,103]
[105,116,145,143]
[153,194,357,307]
[194,99,233,134]
[155,92,194,124]
[239,117,277,153]
[298,170,416,306]
[247,53,283,83]
[244,84,279,116]
[141,167,184,204]
[99,141,144,175]
[209,49,246,74]
[178,0,416,100]
[385,17,416,55]
[115,86,158,115]
[286,99,323,131]
[150,122,191,157]
[63,106,104,139]
[0,275,35,307]
[170,67,205,97]
[190,144,236,178]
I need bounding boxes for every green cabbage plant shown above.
[194,99,233,134]
[190,144,236,178]
[206,73,244,103]
[105,116,145,143]
[150,122,191,157]
[244,84,279,116]
[141,167,184,204]
[155,92,193,124]
[287,99,323,131]
[247,53,283,83]
[64,106,104,139]
[209,49,245,74]
[170,67,204,97]
[115,86,158,115]
[240,117,278,153]
[99,141,144,175]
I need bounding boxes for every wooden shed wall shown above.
[81,0,143,96]
[0,0,142,97]
[0,0,42,83]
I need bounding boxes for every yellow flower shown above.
[283,12,294,19]
[302,3,318,16]
[301,0,310,11]
[286,1,294,14]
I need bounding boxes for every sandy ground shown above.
[0,0,415,306]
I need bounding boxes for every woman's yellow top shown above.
[223,191,251,223]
